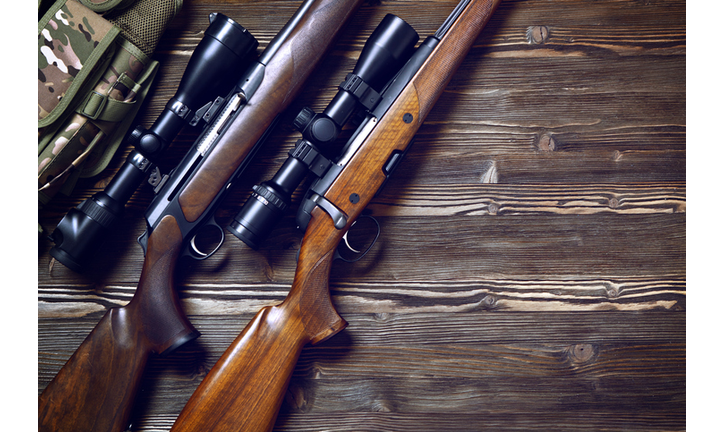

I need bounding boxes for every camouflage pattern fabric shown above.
[38,36,157,202]
[38,0,182,235]
[38,0,118,126]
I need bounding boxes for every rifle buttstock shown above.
[171,305,310,432]
[171,207,346,432]
[39,215,198,432]
[38,308,153,432]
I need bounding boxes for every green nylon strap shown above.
[77,86,136,122]
[77,40,159,126]
[117,73,140,93]
[78,55,160,178]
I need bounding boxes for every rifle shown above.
[170,0,502,430]
[47,12,258,272]
[38,0,364,430]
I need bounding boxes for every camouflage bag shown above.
[38,0,183,234]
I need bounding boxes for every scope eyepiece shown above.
[228,151,312,248]
[48,149,155,271]
[49,198,116,273]
[227,184,288,250]
[48,193,124,272]
[228,15,419,249]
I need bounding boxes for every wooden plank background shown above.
[37,0,686,430]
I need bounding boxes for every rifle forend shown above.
[170,0,502,431]
[38,0,364,431]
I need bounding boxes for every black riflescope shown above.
[228,14,419,249]
[48,14,258,272]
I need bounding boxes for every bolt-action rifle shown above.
[170,0,502,430]
[47,10,259,272]
[38,0,363,430]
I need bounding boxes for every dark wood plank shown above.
[37,0,686,430]
[40,311,685,429]
[39,213,686,287]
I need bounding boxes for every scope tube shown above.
[48,14,258,272]
[228,14,419,249]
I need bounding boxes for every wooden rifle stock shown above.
[38,0,364,430]
[39,215,195,432]
[170,0,501,430]
[171,206,345,432]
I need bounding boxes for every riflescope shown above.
[228,14,419,249]
[48,13,258,272]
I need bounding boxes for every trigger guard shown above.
[189,223,225,260]
[334,215,380,263]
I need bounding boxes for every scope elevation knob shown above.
[293,106,315,132]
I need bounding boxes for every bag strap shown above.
[78,54,160,178]
[75,66,151,123]
[77,0,136,13]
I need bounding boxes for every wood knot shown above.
[481,295,498,310]
[608,197,619,208]
[372,400,394,412]
[488,202,499,215]
[283,236,302,251]
[538,134,556,151]
[194,358,211,379]
[374,312,391,322]
[306,364,324,379]
[262,262,275,282]
[568,344,597,364]
[527,25,550,44]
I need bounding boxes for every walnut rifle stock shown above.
[171,206,346,432]
[170,1,502,430]
[38,215,193,432]
[38,0,364,430]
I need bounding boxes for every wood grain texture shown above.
[38,215,197,432]
[171,206,348,432]
[38,0,685,430]
[178,0,364,221]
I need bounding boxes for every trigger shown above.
[343,231,362,254]
[335,215,381,263]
